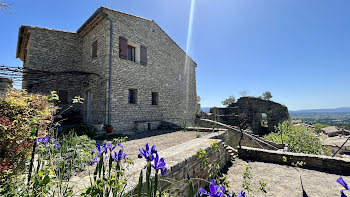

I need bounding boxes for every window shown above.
[261,113,268,127]
[128,89,137,104]
[92,40,98,58]
[58,90,68,104]
[119,37,147,65]
[152,92,158,105]
[127,45,136,62]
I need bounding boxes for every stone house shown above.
[16,7,198,133]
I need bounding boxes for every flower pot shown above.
[105,126,113,133]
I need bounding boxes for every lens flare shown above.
[184,0,196,112]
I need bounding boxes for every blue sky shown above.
[1,0,349,110]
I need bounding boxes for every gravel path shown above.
[226,158,349,197]
[122,130,210,161]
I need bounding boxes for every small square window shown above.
[152,92,158,105]
[58,90,68,104]
[92,40,98,58]
[127,45,136,62]
[128,89,137,104]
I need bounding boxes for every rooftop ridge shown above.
[101,6,153,21]
[20,25,76,34]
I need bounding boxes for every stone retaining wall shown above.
[238,146,350,175]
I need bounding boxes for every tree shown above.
[240,90,248,97]
[262,91,272,100]
[222,96,236,106]
[0,1,10,11]
[264,121,327,155]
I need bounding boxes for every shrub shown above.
[264,121,326,155]
[0,89,58,182]
[58,125,96,139]
[313,123,329,134]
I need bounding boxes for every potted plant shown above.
[105,125,113,133]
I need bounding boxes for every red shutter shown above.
[140,45,147,65]
[119,36,127,59]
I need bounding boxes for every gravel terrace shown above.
[226,158,349,197]
[122,130,210,161]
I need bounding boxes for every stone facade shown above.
[210,97,290,135]
[16,7,198,133]
[0,77,13,97]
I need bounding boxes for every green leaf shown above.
[137,170,143,197]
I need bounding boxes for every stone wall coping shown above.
[240,146,350,162]
[238,146,350,175]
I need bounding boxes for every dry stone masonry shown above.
[210,97,290,135]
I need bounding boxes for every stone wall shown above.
[0,77,13,97]
[103,9,198,132]
[211,97,290,135]
[238,146,350,175]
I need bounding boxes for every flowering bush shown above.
[0,89,58,182]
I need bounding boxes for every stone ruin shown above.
[0,77,13,97]
[210,97,290,135]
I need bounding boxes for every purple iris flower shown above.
[237,191,245,197]
[93,143,107,156]
[337,177,349,197]
[151,153,167,176]
[50,137,59,149]
[53,141,60,149]
[112,149,128,162]
[199,179,231,197]
[138,144,157,162]
[89,155,99,165]
[36,136,59,149]
[36,136,50,145]
[107,142,116,151]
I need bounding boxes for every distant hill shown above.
[290,107,350,113]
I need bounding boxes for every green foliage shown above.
[242,165,252,193]
[262,91,272,100]
[180,120,189,131]
[59,125,96,139]
[56,132,96,174]
[282,156,288,163]
[264,121,326,155]
[258,179,268,194]
[196,113,202,118]
[0,89,58,182]
[196,134,202,138]
[196,148,208,166]
[313,123,329,134]
[241,165,268,195]
[222,96,236,106]
[196,142,230,191]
